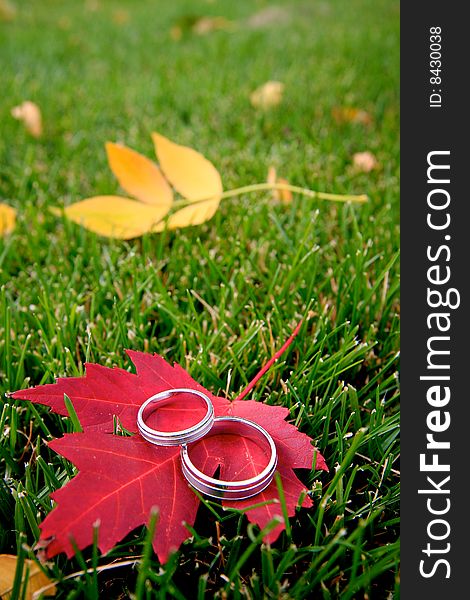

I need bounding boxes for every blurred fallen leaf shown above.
[352,151,378,172]
[152,132,223,228]
[170,14,234,40]
[267,167,293,204]
[0,554,56,599]
[247,6,290,29]
[112,9,129,25]
[192,16,234,35]
[0,0,16,21]
[267,167,276,187]
[170,25,183,41]
[0,203,16,236]
[250,81,284,110]
[331,106,372,126]
[11,101,43,138]
[170,15,200,39]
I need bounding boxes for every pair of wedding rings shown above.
[136,388,278,501]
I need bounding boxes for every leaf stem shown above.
[171,182,368,210]
[234,319,303,402]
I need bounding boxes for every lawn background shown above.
[1,0,399,597]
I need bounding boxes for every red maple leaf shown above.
[12,343,328,563]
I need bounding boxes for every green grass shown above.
[1,0,399,597]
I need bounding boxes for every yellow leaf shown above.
[53,196,169,239]
[152,132,223,227]
[0,203,16,235]
[0,554,56,599]
[161,201,219,231]
[11,101,43,138]
[106,142,173,208]
[250,81,284,110]
[352,151,378,172]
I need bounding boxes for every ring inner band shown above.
[137,388,214,446]
[180,416,278,500]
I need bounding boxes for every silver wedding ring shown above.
[137,388,214,446]
[180,417,278,500]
